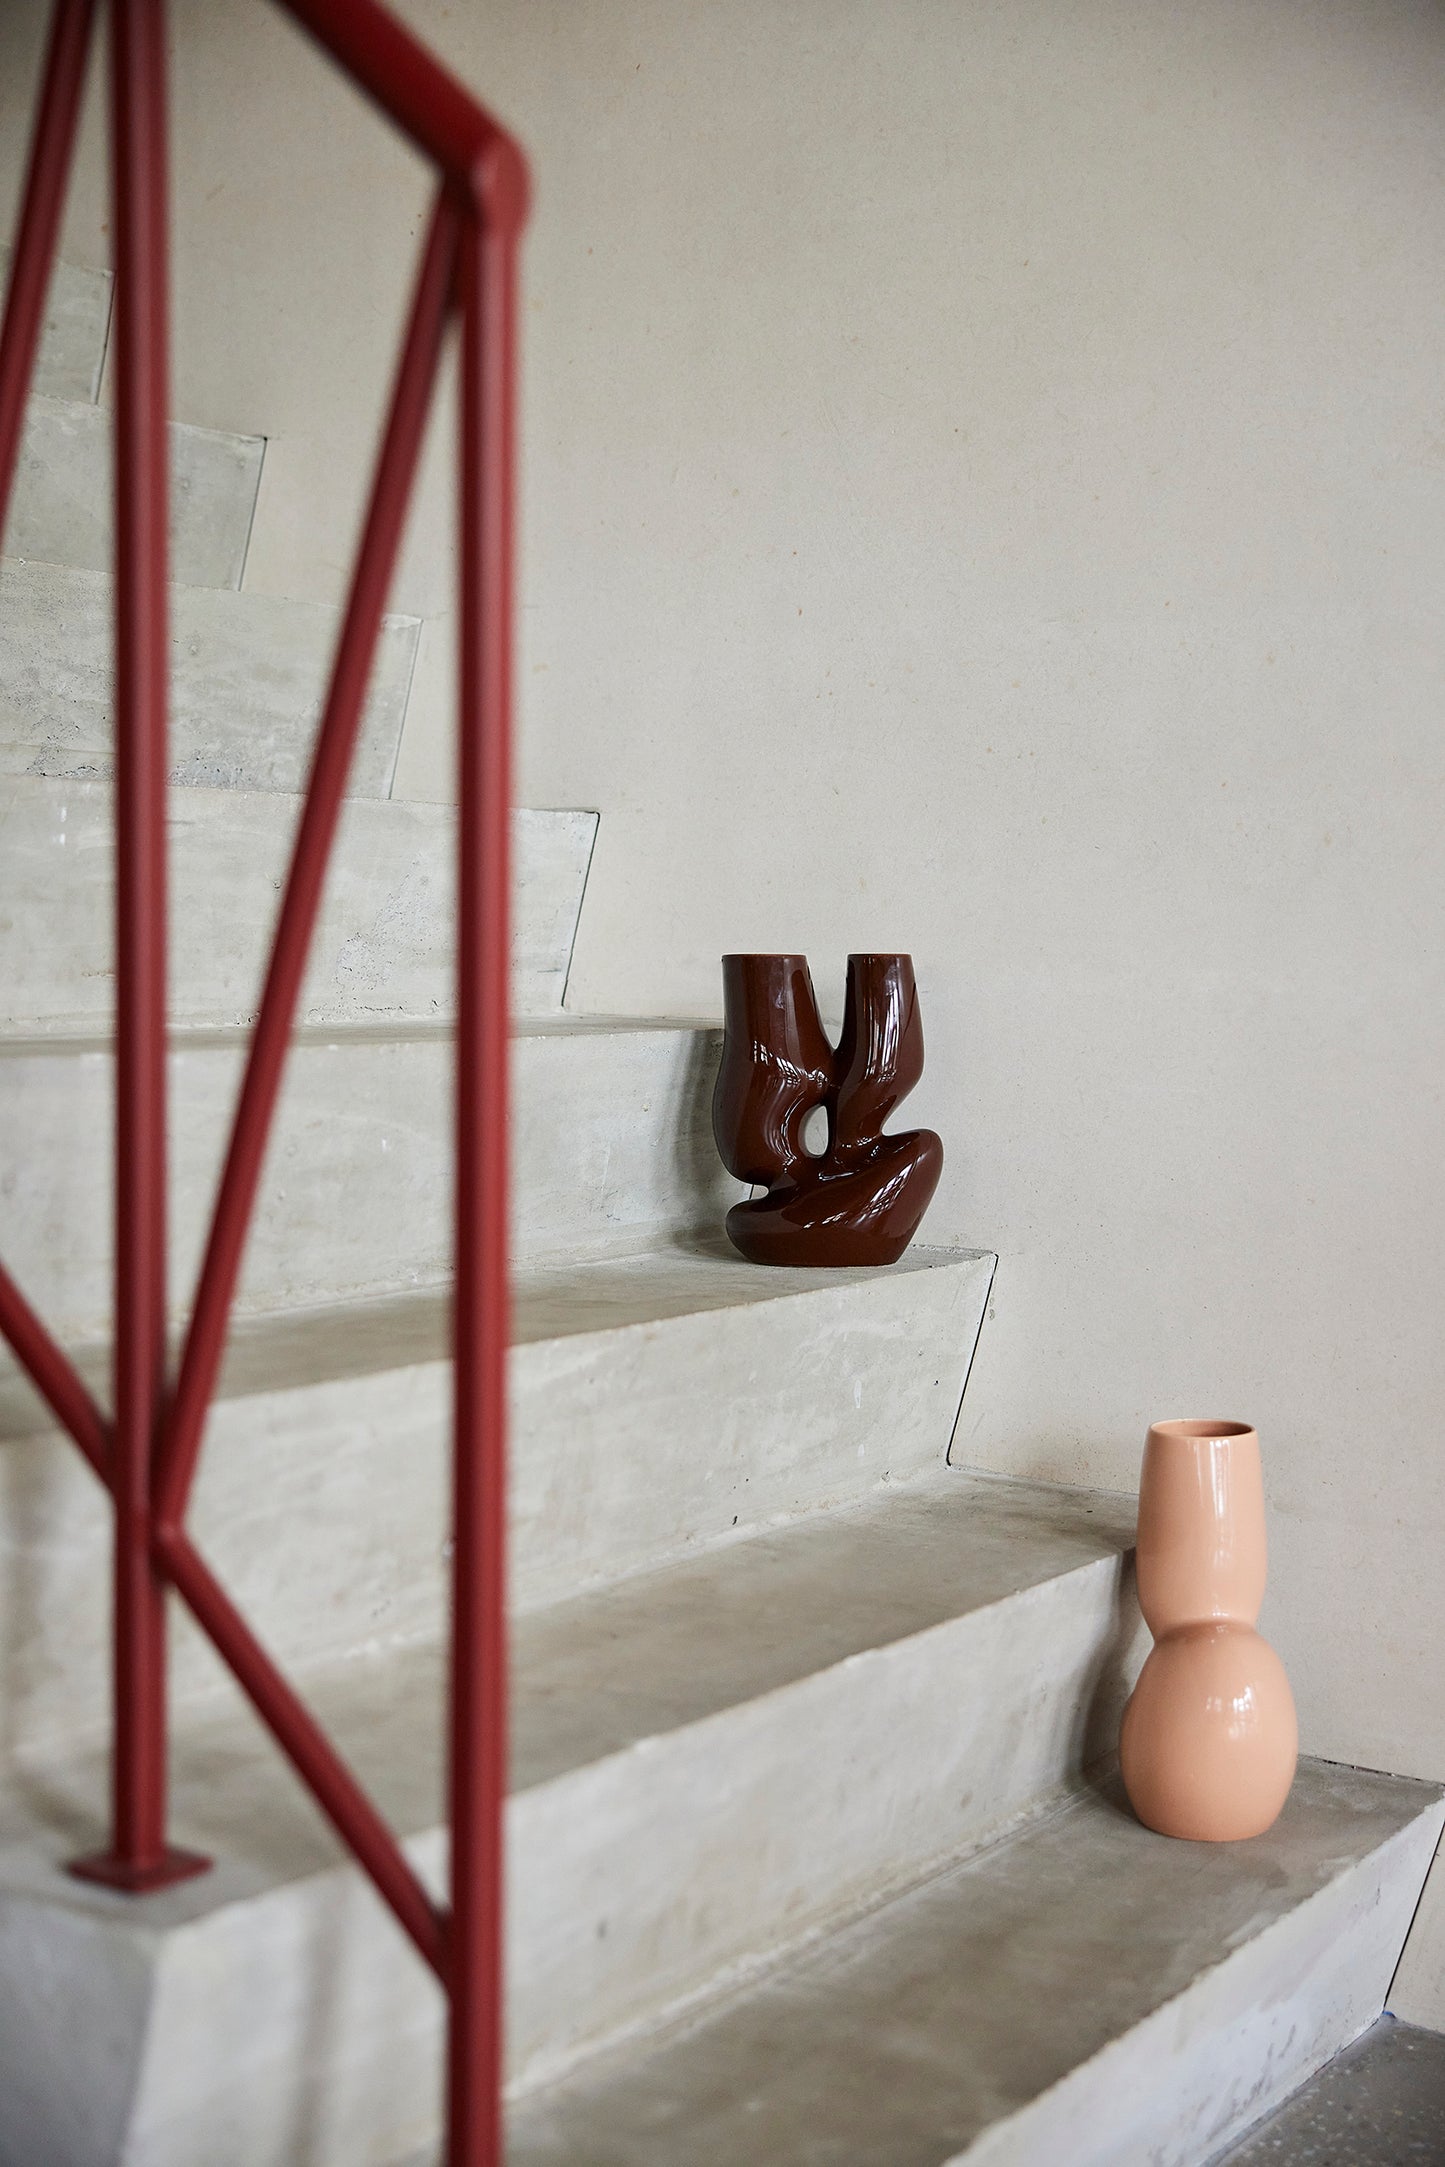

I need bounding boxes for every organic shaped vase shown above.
[712,954,943,1267]
[1120,1421,1297,1842]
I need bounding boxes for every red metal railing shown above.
[0,2,526,2158]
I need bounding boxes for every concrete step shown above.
[0,1245,992,1755]
[506,1761,1443,2167]
[5,392,265,590]
[0,247,112,406]
[0,558,418,794]
[0,1466,1139,2166]
[0,1018,738,1336]
[0,776,596,1028]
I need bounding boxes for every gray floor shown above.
[1215,2018,1445,2164]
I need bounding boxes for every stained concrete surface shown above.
[0,248,111,405]
[9,394,264,589]
[0,782,597,1030]
[0,1474,1137,2152]
[2,1758,1435,2167]
[507,1765,1443,2167]
[0,558,417,793]
[0,1247,992,1750]
[0,1458,1099,1873]
[0,1021,739,1337]
[1213,2017,1445,2164]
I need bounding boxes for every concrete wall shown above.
[4,0,1444,2019]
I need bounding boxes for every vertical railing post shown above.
[448,153,523,2167]
[72,0,206,1893]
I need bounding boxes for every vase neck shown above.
[1135,1431,1267,1634]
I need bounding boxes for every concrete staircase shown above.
[0,251,414,794]
[0,255,1440,2167]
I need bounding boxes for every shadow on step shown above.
[668,1025,741,1248]
[1079,1543,1149,1819]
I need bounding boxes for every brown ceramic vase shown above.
[712,954,943,1267]
[1120,1420,1297,1843]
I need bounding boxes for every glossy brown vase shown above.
[712,954,943,1267]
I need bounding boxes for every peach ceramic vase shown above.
[1120,1420,1297,1842]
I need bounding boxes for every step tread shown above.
[515,1466,1130,1792]
[0,1242,986,1440]
[0,1013,718,1056]
[0,1248,991,1752]
[0,1468,1128,1898]
[18,386,260,455]
[502,1760,1442,2167]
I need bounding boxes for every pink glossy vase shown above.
[1120,1421,1297,1842]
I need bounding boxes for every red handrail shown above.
[0,3,526,2160]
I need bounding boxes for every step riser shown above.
[0,778,596,1028]
[7,395,264,590]
[509,1551,1142,2092]
[961,1801,1445,2167]
[0,1854,443,2167]
[0,1027,729,1338]
[0,1260,986,1756]
[0,249,111,406]
[0,1550,1137,2167]
[0,560,417,796]
[506,1255,988,1606]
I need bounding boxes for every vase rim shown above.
[720,952,915,963]
[1148,1418,1255,1441]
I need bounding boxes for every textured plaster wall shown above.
[4,0,1444,2019]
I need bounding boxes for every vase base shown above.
[724,1130,943,1269]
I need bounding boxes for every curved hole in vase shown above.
[800,1104,830,1159]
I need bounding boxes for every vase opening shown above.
[1151,1419,1254,1441]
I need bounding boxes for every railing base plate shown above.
[68,1845,213,1893]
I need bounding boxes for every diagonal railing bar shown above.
[0,0,98,545]
[0,1261,111,1482]
[156,1524,447,1974]
[154,188,460,1536]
